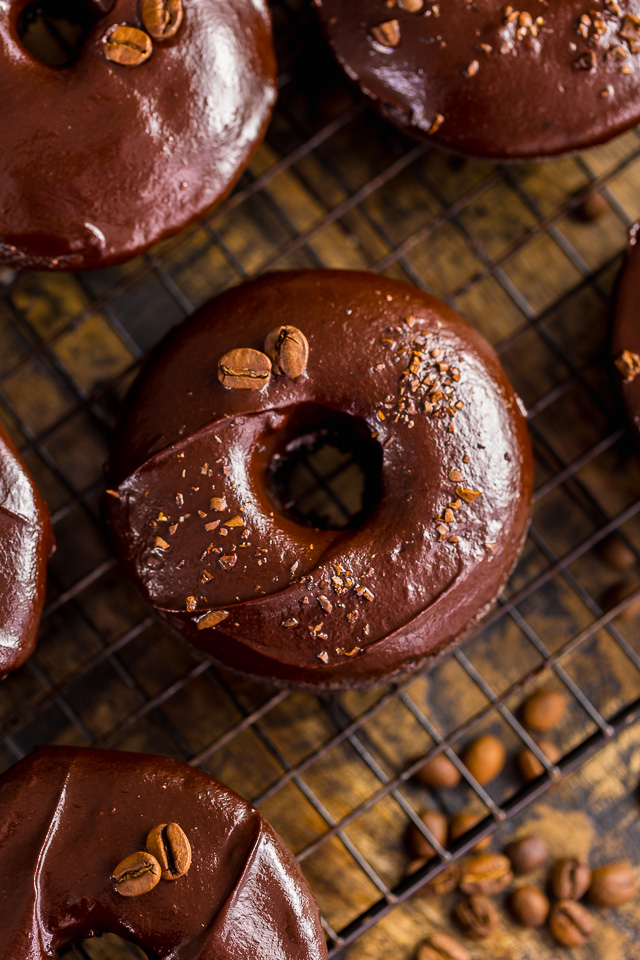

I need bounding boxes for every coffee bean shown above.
[550,856,591,900]
[218,348,271,390]
[604,582,640,622]
[418,862,462,897]
[140,0,183,39]
[505,834,549,875]
[521,688,567,732]
[459,852,513,896]
[571,189,609,223]
[453,893,497,940]
[517,739,561,781]
[415,753,461,790]
[448,812,490,852]
[461,734,505,786]
[399,0,425,11]
[509,885,550,927]
[264,326,309,379]
[596,534,637,571]
[588,862,637,906]
[407,809,448,859]
[146,822,192,880]
[549,900,594,947]
[103,24,152,66]
[417,932,470,960]
[113,850,161,896]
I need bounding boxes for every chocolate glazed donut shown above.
[313,0,640,159]
[0,0,276,270]
[0,421,53,677]
[105,272,533,688]
[613,223,640,439]
[0,746,327,960]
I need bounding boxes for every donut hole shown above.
[16,0,99,68]
[67,934,146,958]
[267,406,382,530]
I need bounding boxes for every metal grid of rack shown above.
[1,0,640,956]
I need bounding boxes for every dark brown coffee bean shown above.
[596,534,637,570]
[264,326,309,379]
[459,852,513,896]
[103,24,152,65]
[448,812,490,852]
[517,739,561,781]
[453,894,497,940]
[505,834,549,875]
[113,850,161,896]
[549,900,594,947]
[588,862,637,906]
[571,189,609,222]
[461,734,505,785]
[140,0,183,39]
[415,753,461,790]
[604,582,640,622]
[417,932,470,960]
[407,809,448,859]
[509,885,550,927]
[146,822,192,880]
[550,857,592,900]
[521,688,567,732]
[218,348,271,390]
[417,862,461,897]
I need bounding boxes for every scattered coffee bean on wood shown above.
[407,809,449,859]
[596,534,637,570]
[517,740,561,781]
[453,894,498,939]
[549,900,594,947]
[603,582,640,622]
[520,688,567,732]
[550,857,592,900]
[417,931,470,960]
[588,862,637,906]
[459,852,513,896]
[504,834,549,875]
[461,735,506,786]
[509,885,550,928]
[113,851,162,897]
[571,189,610,222]
[415,753,461,790]
[448,812,490,852]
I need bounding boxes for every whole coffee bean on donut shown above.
[0,0,276,269]
[313,0,640,159]
[105,271,533,688]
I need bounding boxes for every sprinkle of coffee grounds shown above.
[615,348,640,381]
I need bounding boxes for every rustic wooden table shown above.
[1,1,639,957]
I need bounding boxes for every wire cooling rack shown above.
[1,0,640,956]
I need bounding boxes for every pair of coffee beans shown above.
[103,0,183,67]
[113,821,192,897]
[218,326,310,390]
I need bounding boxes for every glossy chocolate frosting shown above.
[105,271,533,687]
[0,421,53,677]
[0,746,327,959]
[613,223,640,437]
[0,0,276,270]
[313,0,640,159]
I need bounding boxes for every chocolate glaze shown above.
[313,0,640,159]
[612,223,640,437]
[0,0,276,270]
[0,421,53,677]
[105,271,533,688]
[0,746,327,959]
